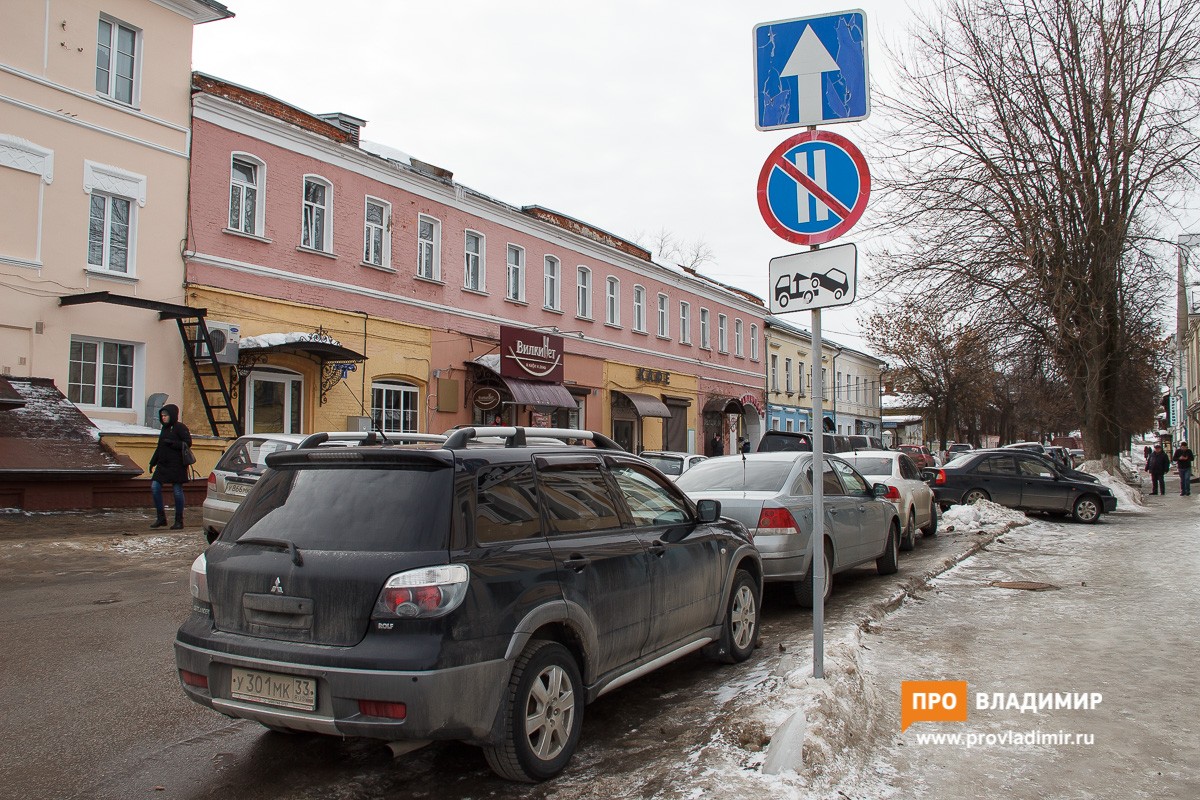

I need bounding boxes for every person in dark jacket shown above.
[1146,444,1170,496]
[149,403,192,529]
[1172,441,1194,496]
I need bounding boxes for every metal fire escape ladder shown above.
[176,316,242,438]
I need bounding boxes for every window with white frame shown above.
[633,285,647,332]
[576,266,592,317]
[606,277,620,325]
[750,324,759,360]
[464,231,484,291]
[544,256,561,310]
[837,371,843,400]
[785,357,794,393]
[229,155,263,236]
[417,215,441,280]
[770,354,779,392]
[87,192,132,274]
[372,380,419,433]
[68,337,134,408]
[734,319,744,357]
[657,293,669,337]
[798,361,806,395]
[301,176,332,252]
[680,302,691,344]
[786,418,795,432]
[364,197,390,267]
[507,244,525,301]
[96,16,138,105]
[718,314,728,353]
[700,308,711,349]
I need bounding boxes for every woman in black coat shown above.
[149,403,193,529]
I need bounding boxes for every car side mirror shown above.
[695,498,721,523]
[872,482,890,499]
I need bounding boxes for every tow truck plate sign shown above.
[768,244,858,313]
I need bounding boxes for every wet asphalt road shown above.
[0,507,987,800]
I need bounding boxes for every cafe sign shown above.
[500,325,564,383]
[472,386,501,411]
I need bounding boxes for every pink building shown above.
[185,74,766,455]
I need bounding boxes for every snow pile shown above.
[240,331,344,349]
[940,499,1032,533]
[1078,458,1148,512]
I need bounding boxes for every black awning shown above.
[242,341,366,364]
[468,358,577,409]
[613,391,671,418]
[59,291,205,320]
[704,395,744,414]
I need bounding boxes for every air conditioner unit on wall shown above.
[202,321,241,364]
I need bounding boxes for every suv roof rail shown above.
[442,426,623,451]
[297,430,448,449]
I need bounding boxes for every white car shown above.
[638,450,708,480]
[840,450,938,551]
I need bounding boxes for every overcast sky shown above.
[192,1,1200,353]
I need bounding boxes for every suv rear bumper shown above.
[175,640,510,742]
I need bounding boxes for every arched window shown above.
[372,380,419,432]
[229,153,265,236]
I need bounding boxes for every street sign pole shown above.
[811,296,825,679]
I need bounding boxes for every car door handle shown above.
[648,541,667,557]
[562,555,590,572]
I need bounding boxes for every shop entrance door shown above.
[612,419,635,452]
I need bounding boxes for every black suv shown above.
[175,427,762,782]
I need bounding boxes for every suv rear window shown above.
[675,459,795,492]
[220,464,453,552]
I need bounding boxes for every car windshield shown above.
[675,459,795,492]
[640,455,683,476]
[220,464,453,552]
[843,457,893,477]
[214,437,299,474]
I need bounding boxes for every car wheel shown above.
[876,520,900,575]
[811,277,821,289]
[712,569,760,663]
[962,489,990,505]
[483,640,583,783]
[834,288,844,300]
[794,541,833,608]
[1072,494,1102,524]
[900,509,916,551]
[777,293,789,308]
[920,501,939,536]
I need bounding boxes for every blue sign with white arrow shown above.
[753,10,870,130]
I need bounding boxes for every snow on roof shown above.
[92,418,161,436]
[359,139,412,166]
[241,331,344,349]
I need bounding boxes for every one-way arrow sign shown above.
[754,11,870,130]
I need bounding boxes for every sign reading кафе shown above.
[500,325,565,383]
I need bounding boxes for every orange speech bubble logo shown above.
[901,681,968,731]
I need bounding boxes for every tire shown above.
[834,288,844,300]
[900,508,916,551]
[794,540,833,608]
[1072,494,1102,524]
[777,293,789,308]
[876,521,900,575]
[962,489,990,505]
[712,569,760,663]
[920,501,939,536]
[811,277,821,289]
[483,640,583,783]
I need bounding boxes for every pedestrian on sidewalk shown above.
[1146,444,1170,495]
[149,403,192,529]
[1172,441,1194,496]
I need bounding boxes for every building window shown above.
[735,319,744,357]
[301,176,332,252]
[87,192,132,274]
[657,293,669,338]
[679,302,692,344]
[837,371,843,400]
[606,277,620,325]
[417,215,441,280]
[464,231,484,291]
[228,155,263,236]
[798,361,806,395]
[507,244,525,301]
[785,418,795,432]
[363,197,390,267]
[770,354,779,392]
[700,308,711,349]
[750,324,759,361]
[718,314,728,353]
[544,256,561,310]
[96,16,137,105]
[576,266,592,318]
[785,357,794,393]
[372,381,419,433]
[855,376,861,403]
[633,285,647,332]
[68,337,134,408]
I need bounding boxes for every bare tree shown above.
[871,0,1200,464]
[634,227,716,269]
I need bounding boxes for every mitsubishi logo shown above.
[270,577,284,595]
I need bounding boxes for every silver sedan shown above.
[675,452,901,606]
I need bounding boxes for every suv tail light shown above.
[934,469,946,485]
[883,485,902,501]
[373,565,470,619]
[755,506,801,536]
[207,472,216,488]
[189,553,210,604]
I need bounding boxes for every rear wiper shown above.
[236,536,304,566]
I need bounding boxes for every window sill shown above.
[414,275,445,286]
[575,314,593,323]
[632,329,649,336]
[296,245,337,259]
[656,335,672,342]
[1,255,42,270]
[223,228,271,244]
[604,322,623,330]
[679,341,693,347]
[84,267,138,284]
[462,287,489,297]
[360,261,396,273]
[505,297,529,306]
[543,306,564,314]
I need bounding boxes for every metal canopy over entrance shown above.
[612,390,671,418]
